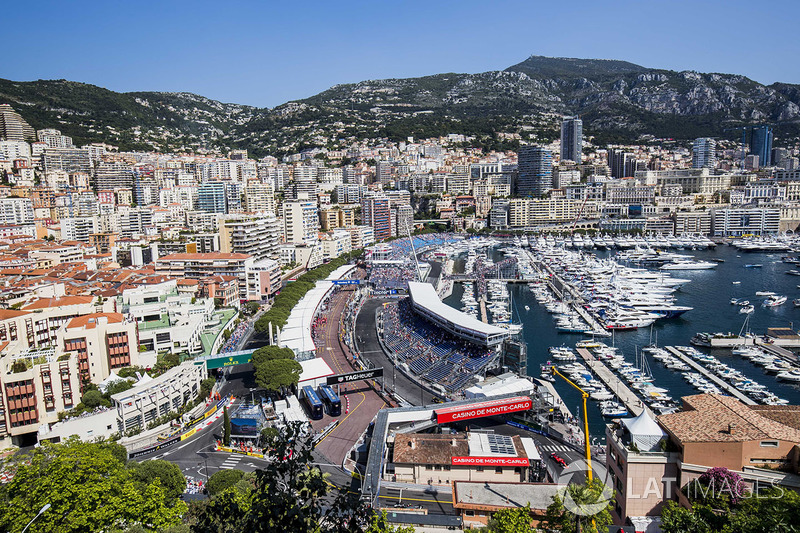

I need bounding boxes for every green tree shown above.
[660,501,714,533]
[81,389,109,409]
[200,377,216,399]
[254,358,302,394]
[104,379,133,398]
[223,406,231,446]
[260,427,279,447]
[0,438,186,533]
[244,301,260,315]
[252,345,295,364]
[206,469,245,496]
[191,422,382,533]
[128,460,187,503]
[365,510,416,533]
[485,504,534,532]
[542,479,614,533]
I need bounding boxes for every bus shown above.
[301,385,324,420]
[317,384,342,417]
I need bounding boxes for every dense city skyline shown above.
[3,0,800,107]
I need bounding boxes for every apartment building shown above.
[712,207,780,236]
[154,252,270,301]
[282,200,319,244]
[607,395,800,526]
[321,230,352,260]
[111,360,205,433]
[361,194,391,241]
[118,281,214,357]
[219,213,281,261]
[243,181,275,213]
[0,347,81,446]
[319,208,340,231]
[58,313,140,385]
[344,225,375,250]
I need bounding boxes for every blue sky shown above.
[4,0,799,108]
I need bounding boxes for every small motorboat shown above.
[763,295,788,307]
[732,281,741,284]
[794,299,800,307]
[755,291,776,297]
[739,305,755,314]
[524,305,530,311]
[787,270,800,276]
[737,300,750,306]
[745,264,763,268]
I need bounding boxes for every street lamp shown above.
[198,459,210,488]
[21,503,50,533]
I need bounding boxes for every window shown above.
[495,467,503,474]
[760,440,779,447]
[476,466,483,472]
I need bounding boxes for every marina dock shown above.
[531,257,608,335]
[576,348,652,417]
[757,342,800,364]
[663,346,757,405]
[479,298,488,323]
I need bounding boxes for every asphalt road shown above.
[354,298,436,406]
[312,287,386,465]
[376,486,454,515]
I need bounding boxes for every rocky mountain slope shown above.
[3,56,800,155]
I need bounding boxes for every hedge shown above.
[254,249,362,334]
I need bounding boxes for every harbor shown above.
[575,348,651,417]
[663,346,756,405]
[442,238,800,437]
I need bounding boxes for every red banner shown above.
[451,456,530,467]
[435,396,532,424]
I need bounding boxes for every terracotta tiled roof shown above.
[67,313,124,329]
[393,434,469,465]
[22,295,95,309]
[658,394,800,443]
[748,405,800,431]
[0,309,30,320]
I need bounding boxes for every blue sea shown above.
[445,244,800,440]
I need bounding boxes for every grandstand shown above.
[380,298,500,395]
[408,282,508,347]
[366,234,461,290]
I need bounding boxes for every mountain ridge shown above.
[2,56,800,156]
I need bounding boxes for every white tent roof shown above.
[136,373,153,386]
[279,266,356,356]
[99,371,126,392]
[622,410,666,452]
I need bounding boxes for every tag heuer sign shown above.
[326,368,383,385]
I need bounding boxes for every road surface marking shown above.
[315,391,366,446]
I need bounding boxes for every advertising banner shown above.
[435,396,532,424]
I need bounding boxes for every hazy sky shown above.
[4,0,799,108]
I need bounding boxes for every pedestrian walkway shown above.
[220,454,243,470]
[538,443,573,453]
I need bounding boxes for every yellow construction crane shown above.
[550,365,593,482]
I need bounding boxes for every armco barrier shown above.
[181,427,200,440]
[129,435,180,459]
[506,420,548,437]
[216,445,265,459]
[127,397,232,458]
